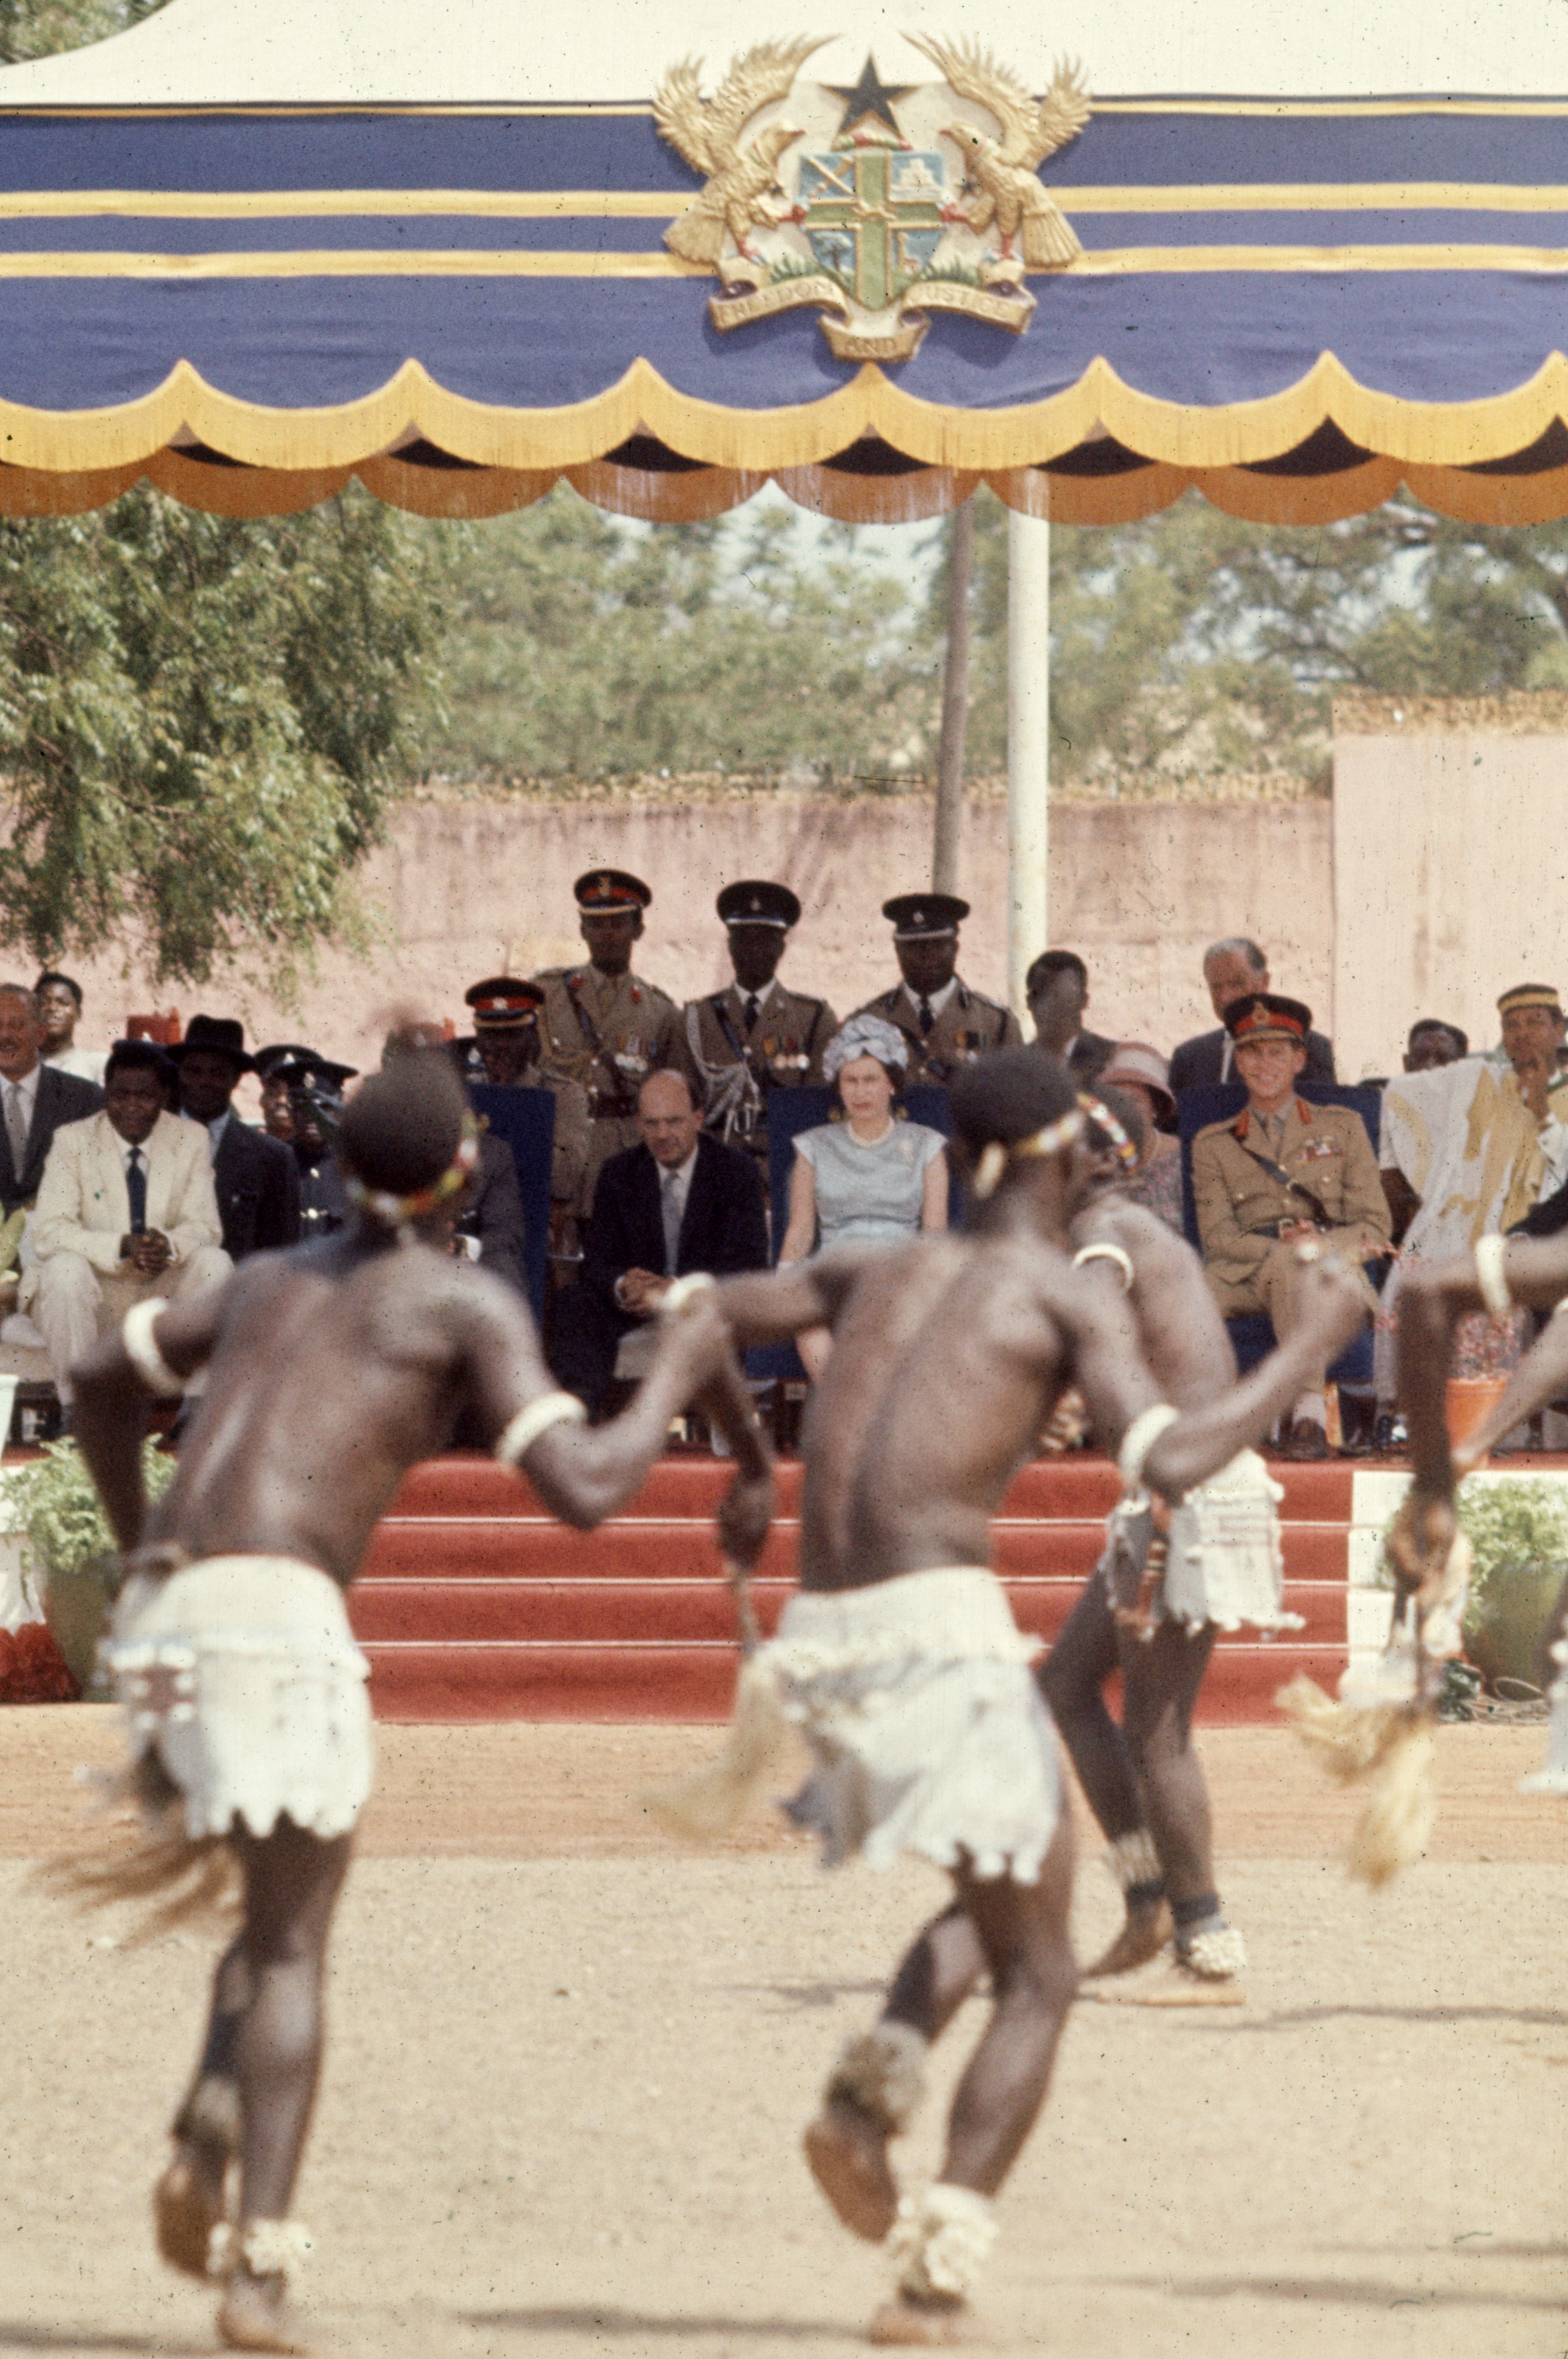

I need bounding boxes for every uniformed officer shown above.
[462,975,592,1221]
[677,879,837,1168]
[535,870,681,1211]
[1191,993,1390,1458]
[849,892,1020,1086]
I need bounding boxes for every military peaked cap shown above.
[464,976,545,1029]
[716,878,801,930]
[882,892,969,938]
[574,868,651,912]
[1224,993,1313,1046]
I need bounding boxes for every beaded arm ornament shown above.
[1474,1231,1513,1317]
[122,1297,185,1397]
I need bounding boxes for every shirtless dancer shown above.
[712,1050,1362,2343]
[69,1051,772,2355]
[1389,1227,1568,1793]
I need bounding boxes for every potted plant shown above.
[11,1438,177,1696]
[1453,1479,1568,1692]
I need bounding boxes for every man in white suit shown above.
[25,1039,230,1408]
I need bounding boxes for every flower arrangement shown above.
[10,1438,178,1694]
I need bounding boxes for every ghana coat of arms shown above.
[654,35,1090,361]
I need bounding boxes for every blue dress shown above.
[794,1118,946,1255]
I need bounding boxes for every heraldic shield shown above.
[654,35,1090,362]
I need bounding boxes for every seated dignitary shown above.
[24,1038,229,1409]
[261,1048,358,1238]
[35,970,108,1085]
[462,974,590,1221]
[1191,994,1388,1457]
[535,868,681,1212]
[849,892,1020,1086]
[678,879,837,1167]
[550,1067,768,1415]
[1169,937,1336,1091]
[1025,949,1117,1082]
[171,1015,300,1261]
[0,980,102,1220]
[1403,1018,1468,1074]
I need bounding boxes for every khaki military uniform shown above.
[535,964,681,1210]
[1191,1097,1390,1373]
[848,978,1021,1087]
[676,980,838,1167]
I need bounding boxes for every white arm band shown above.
[121,1298,185,1398]
[659,1271,718,1322]
[494,1390,587,1469]
[1072,1242,1135,1294]
[1117,1403,1181,1492]
[1474,1232,1513,1318]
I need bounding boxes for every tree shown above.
[0,490,447,987]
[0,0,167,61]
[430,487,934,784]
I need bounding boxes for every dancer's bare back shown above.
[1067,1194,1238,1411]
[76,1232,739,1583]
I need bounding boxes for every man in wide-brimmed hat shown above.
[171,1016,300,1262]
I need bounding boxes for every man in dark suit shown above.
[550,1067,768,1414]
[0,980,102,1217]
[172,1015,301,1260]
[1168,938,1335,1092]
[1025,950,1116,1083]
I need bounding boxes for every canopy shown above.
[3,2,1568,525]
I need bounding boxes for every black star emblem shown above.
[825,54,914,143]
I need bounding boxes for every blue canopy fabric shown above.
[4,94,1568,523]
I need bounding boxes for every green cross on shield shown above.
[800,148,946,313]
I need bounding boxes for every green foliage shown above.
[430,487,931,784]
[1454,1480,1568,1631]
[0,0,168,63]
[0,486,448,987]
[12,1435,176,1582]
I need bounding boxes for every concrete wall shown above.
[1332,696,1568,1083]
[50,791,1335,1087]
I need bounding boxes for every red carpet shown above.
[353,1453,1355,1724]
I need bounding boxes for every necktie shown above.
[126,1146,147,1233]
[918,996,935,1036]
[3,1082,26,1176]
[661,1168,682,1275]
[743,994,760,1032]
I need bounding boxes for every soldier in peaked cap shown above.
[849,892,1020,1087]
[534,870,681,1212]
[677,879,838,1169]
[463,974,591,1222]
[1190,994,1390,1458]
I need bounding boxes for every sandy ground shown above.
[0,1712,1564,2359]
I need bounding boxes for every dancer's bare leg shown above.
[805,1901,978,2241]
[871,1818,1077,2346]
[217,1820,353,2356]
[156,1936,251,2276]
[1039,1580,1173,1974]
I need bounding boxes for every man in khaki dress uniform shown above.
[462,975,591,1224]
[677,879,837,1173]
[1191,994,1390,1458]
[849,892,1020,1087]
[535,869,680,1213]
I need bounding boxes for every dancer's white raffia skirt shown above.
[764,1567,1063,1883]
[104,1556,374,1840]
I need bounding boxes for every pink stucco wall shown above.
[50,792,1335,1082]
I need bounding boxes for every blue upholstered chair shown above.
[466,1082,556,1325]
[1176,1078,1385,1391]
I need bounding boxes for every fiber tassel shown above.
[642,1653,793,1842]
[1277,1677,1438,1889]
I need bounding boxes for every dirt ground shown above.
[0,1710,1564,2359]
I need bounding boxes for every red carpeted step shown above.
[363,1634,1344,1725]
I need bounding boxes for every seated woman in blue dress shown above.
[776,1013,949,1379]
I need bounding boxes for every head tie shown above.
[346,1118,480,1234]
[971,1105,1087,1200]
[1078,1093,1139,1172]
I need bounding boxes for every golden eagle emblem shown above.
[654,38,829,268]
[907,34,1090,273]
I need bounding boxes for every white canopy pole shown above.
[1006,507,1050,1022]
